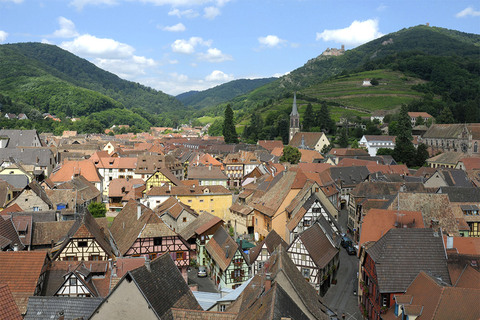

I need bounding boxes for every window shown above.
[33,206,39,211]
[302,268,310,278]
[200,199,204,202]
[188,200,192,203]
[78,241,88,247]
[183,217,187,222]
[89,255,100,261]
[154,237,162,246]
[176,251,185,260]
[69,278,77,285]
[219,305,226,312]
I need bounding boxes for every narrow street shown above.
[322,207,362,319]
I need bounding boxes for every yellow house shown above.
[0,180,14,210]
[0,163,34,184]
[143,185,233,222]
[144,168,182,192]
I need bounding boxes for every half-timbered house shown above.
[109,200,191,281]
[287,220,340,296]
[52,262,100,297]
[248,230,288,276]
[205,227,250,289]
[50,212,115,262]
[178,211,223,266]
[286,192,340,244]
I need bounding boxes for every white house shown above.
[359,135,396,156]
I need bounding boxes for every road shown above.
[322,208,362,320]
[187,266,219,293]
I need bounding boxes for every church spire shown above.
[290,92,299,116]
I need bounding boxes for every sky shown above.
[0,0,479,96]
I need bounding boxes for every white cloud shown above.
[52,17,79,38]
[376,4,387,11]
[456,7,480,18]
[162,23,186,32]
[258,35,287,48]
[205,70,233,82]
[316,19,383,46]
[171,37,211,54]
[168,8,199,18]
[95,55,156,78]
[70,0,117,10]
[0,31,8,43]
[41,38,53,44]
[204,6,220,19]
[0,0,23,3]
[198,48,232,62]
[61,34,135,59]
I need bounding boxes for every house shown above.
[144,167,183,191]
[287,221,340,296]
[456,157,480,171]
[94,157,138,195]
[0,215,25,251]
[50,160,103,192]
[204,227,250,289]
[289,132,330,153]
[135,154,184,181]
[425,152,467,169]
[1,214,33,250]
[107,178,145,214]
[328,166,370,208]
[385,271,480,320]
[424,168,473,188]
[257,140,283,153]
[89,253,202,320]
[232,245,332,319]
[0,251,48,314]
[178,211,223,267]
[8,181,53,212]
[0,179,14,210]
[359,135,396,156]
[348,181,427,241]
[187,165,228,187]
[248,230,288,276]
[0,129,42,148]
[154,196,198,233]
[24,296,103,320]
[420,123,480,154]
[0,148,56,177]
[55,175,102,214]
[143,185,232,222]
[360,228,451,320]
[408,111,433,126]
[437,186,480,237]
[223,151,260,188]
[50,212,115,262]
[109,200,191,281]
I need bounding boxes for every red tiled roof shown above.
[0,251,47,314]
[443,236,480,256]
[258,140,284,152]
[0,283,22,320]
[359,209,424,248]
[408,112,432,118]
[50,160,101,183]
[0,204,23,214]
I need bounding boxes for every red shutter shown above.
[183,251,187,260]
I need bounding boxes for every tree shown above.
[393,105,416,166]
[280,146,301,164]
[414,143,430,167]
[302,103,314,132]
[415,116,425,126]
[436,106,454,124]
[376,148,394,156]
[222,104,238,143]
[338,128,349,148]
[88,202,106,218]
[315,102,335,133]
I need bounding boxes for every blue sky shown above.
[0,0,479,95]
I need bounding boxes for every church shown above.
[288,93,330,153]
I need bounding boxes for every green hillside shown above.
[0,43,186,126]
[199,25,480,123]
[176,77,276,109]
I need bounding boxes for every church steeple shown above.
[289,93,300,143]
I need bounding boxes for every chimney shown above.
[225,245,230,259]
[446,235,454,249]
[145,256,151,272]
[137,204,142,220]
[13,243,19,251]
[265,273,272,292]
[209,164,212,171]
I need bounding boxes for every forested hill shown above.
[176,77,276,109]
[195,25,480,120]
[0,42,184,117]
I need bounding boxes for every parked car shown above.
[197,266,207,277]
[346,245,356,255]
[341,236,353,248]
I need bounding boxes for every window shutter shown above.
[183,251,187,260]
[231,271,235,279]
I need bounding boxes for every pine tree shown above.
[222,104,238,144]
[315,102,335,133]
[302,103,314,132]
[338,128,349,148]
[393,105,416,166]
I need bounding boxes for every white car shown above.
[197,266,207,277]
